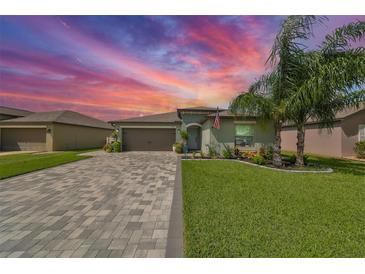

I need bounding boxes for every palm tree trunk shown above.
[272,121,282,168]
[295,124,305,166]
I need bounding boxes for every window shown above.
[359,125,365,141]
[235,124,254,147]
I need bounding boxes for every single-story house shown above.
[0,110,113,151]
[281,106,365,157]
[0,106,33,121]
[110,106,275,153]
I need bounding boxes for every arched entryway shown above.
[186,123,202,151]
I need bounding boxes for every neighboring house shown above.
[0,106,33,121]
[0,110,113,151]
[281,106,365,157]
[110,106,275,153]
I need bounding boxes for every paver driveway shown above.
[0,151,177,258]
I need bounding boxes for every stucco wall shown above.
[180,113,208,128]
[206,119,275,154]
[281,122,343,157]
[53,123,112,151]
[341,109,365,156]
[201,120,211,154]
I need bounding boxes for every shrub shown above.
[303,154,309,165]
[266,146,273,160]
[112,141,121,152]
[206,144,219,158]
[354,141,365,158]
[287,153,309,164]
[174,143,182,154]
[288,154,296,164]
[103,143,113,153]
[258,146,266,157]
[180,130,188,142]
[222,144,234,159]
[234,147,240,157]
[243,151,257,159]
[252,155,266,165]
[111,130,118,139]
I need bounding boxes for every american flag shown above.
[213,107,220,129]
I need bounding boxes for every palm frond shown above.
[321,20,365,54]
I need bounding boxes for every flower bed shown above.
[180,147,332,173]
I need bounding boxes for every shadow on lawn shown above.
[308,155,365,176]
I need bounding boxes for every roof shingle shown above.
[0,106,33,117]
[0,110,113,129]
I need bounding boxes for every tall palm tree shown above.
[230,72,286,167]
[230,16,322,167]
[286,21,365,166]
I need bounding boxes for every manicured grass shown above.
[182,155,365,257]
[0,149,96,179]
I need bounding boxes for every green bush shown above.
[174,143,182,154]
[180,130,188,141]
[354,141,365,158]
[112,141,121,152]
[252,155,266,165]
[111,130,118,139]
[206,144,219,158]
[266,146,273,160]
[222,144,234,159]
[103,143,113,153]
[288,154,296,164]
[287,153,309,164]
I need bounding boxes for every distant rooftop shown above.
[0,110,113,129]
[0,106,33,117]
[110,111,180,123]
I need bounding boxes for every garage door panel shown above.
[123,128,175,151]
[1,128,46,151]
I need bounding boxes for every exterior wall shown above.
[341,109,365,156]
[207,118,275,154]
[201,120,211,154]
[180,114,208,129]
[53,123,112,151]
[281,122,343,157]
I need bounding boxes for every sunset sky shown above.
[0,16,364,121]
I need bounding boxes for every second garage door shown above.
[122,128,176,151]
[1,128,46,151]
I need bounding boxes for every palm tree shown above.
[230,16,322,167]
[285,21,365,166]
[230,72,285,167]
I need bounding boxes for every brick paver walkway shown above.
[0,151,177,258]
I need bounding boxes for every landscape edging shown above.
[181,158,333,173]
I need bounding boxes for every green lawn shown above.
[182,155,365,257]
[0,149,96,179]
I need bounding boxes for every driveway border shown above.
[165,156,183,257]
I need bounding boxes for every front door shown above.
[187,126,201,150]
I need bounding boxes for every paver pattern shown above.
[0,151,176,258]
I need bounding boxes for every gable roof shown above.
[0,110,113,129]
[0,106,33,117]
[110,111,180,123]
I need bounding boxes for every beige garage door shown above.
[123,128,176,151]
[1,128,46,151]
